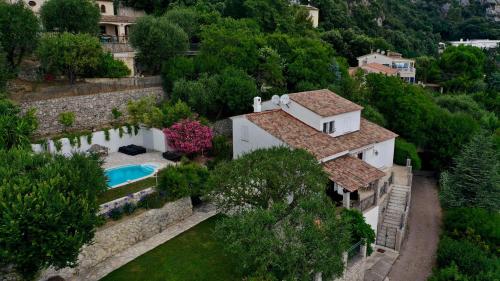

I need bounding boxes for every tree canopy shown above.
[0,150,107,279]
[208,147,352,280]
[37,33,103,83]
[0,2,39,70]
[129,15,188,74]
[439,133,500,211]
[40,0,101,34]
[208,147,328,212]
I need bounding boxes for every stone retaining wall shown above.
[20,87,164,137]
[38,197,193,281]
[211,118,232,137]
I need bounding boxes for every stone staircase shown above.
[376,185,410,249]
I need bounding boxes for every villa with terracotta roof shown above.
[356,51,416,83]
[231,89,398,234]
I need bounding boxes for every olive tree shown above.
[37,33,102,83]
[129,15,188,74]
[0,2,39,70]
[208,147,349,280]
[40,0,100,34]
[0,150,107,279]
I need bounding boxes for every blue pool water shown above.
[105,164,157,188]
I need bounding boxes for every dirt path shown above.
[387,175,441,281]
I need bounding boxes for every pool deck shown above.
[103,151,174,170]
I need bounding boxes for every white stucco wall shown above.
[282,100,323,130]
[363,205,379,235]
[350,138,394,170]
[31,126,167,156]
[232,116,286,158]
[19,0,46,13]
[97,0,114,16]
[364,138,395,170]
[321,110,361,137]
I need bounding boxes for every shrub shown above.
[436,236,496,277]
[127,97,164,128]
[111,107,122,120]
[394,138,421,170]
[122,202,136,215]
[211,135,232,161]
[443,208,500,252]
[108,207,124,221]
[163,120,213,155]
[157,163,209,201]
[341,209,376,255]
[428,263,469,281]
[161,56,195,92]
[137,192,165,209]
[0,99,38,150]
[58,111,75,131]
[161,100,193,128]
[90,52,131,78]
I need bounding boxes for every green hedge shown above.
[394,138,421,170]
[157,163,209,201]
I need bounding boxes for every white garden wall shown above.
[31,126,167,155]
[363,205,379,235]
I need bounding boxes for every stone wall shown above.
[211,118,232,137]
[20,87,164,137]
[39,197,193,281]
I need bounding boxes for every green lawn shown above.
[97,177,157,204]
[99,216,241,281]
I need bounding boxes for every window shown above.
[100,5,106,13]
[241,125,249,142]
[323,121,335,134]
[28,1,36,6]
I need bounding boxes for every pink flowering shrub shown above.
[163,120,213,154]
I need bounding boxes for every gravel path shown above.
[387,175,441,281]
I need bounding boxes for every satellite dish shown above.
[376,49,380,53]
[280,94,290,105]
[381,50,385,55]
[271,95,280,105]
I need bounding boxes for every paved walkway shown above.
[387,175,441,281]
[103,151,173,169]
[76,206,216,281]
[364,248,399,281]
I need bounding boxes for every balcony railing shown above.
[100,35,129,44]
[351,193,376,212]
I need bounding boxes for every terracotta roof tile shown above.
[246,110,397,160]
[288,89,363,117]
[322,156,386,192]
[361,63,398,75]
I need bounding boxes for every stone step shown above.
[385,215,402,222]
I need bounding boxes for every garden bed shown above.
[100,216,241,281]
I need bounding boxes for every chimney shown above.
[253,97,262,113]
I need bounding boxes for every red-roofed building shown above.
[357,51,416,83]
[231,89,399,234]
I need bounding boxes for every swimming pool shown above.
[105,164,158,188]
